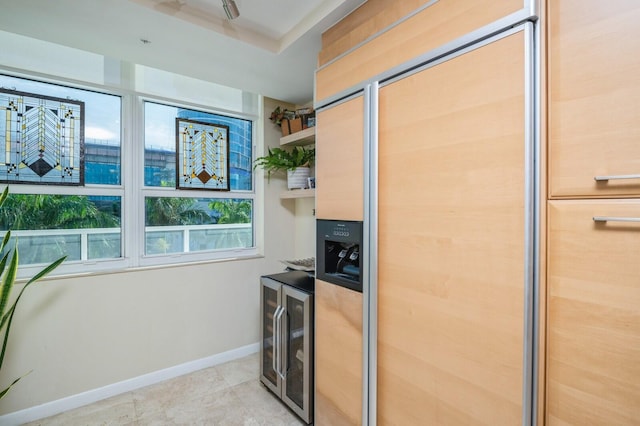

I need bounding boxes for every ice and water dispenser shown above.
[316,219,363,293]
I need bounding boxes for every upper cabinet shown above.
[315,0,525,102]
[548,0,640,198]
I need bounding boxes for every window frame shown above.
[137,96,257,268]
[0,71,259,279]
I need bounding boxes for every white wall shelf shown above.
[280,127,315,147]
[280,188,315,199]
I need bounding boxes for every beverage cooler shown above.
[260,271,314,424]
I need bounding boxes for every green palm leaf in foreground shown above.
[0,187,67,399]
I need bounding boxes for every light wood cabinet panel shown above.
[548,0,640,198]
[319,0,433,66]
[315,279,363,425]
[316,0,522,101]
[315,96,364,221]
[377,30,528,424]
[546,200,640,424]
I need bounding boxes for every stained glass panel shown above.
[0,88,84,185]
[176,118,229,191]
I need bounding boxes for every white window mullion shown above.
[80,230,88,261]
[121,80,140,269]
[183,228,190,253]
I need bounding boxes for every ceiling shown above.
[0,0,366,104]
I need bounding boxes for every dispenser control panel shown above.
[316,219,363,292]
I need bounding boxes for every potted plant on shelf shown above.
[254,146,315,189]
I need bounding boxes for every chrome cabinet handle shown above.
[282,309,289,378]
[276,306,286,380]
[272,305,282,376]
[593,216,640,223]
[594,174,640,181]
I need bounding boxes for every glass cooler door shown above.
[260,278,281,395]
[282,285,313,423]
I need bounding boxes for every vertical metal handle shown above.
[276,306,286,380]
[272,305,282,376]
[282,308,289,378]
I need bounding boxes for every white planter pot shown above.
[287,167,310,190]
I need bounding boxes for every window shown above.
[0,73,256,276]
[142,101,254,260]
[0,74,122,274]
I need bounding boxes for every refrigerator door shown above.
[281,285,314,424]
[259,277,282,396]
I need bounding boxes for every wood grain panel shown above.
[546,200,640,425]
[319,0,432,66]
[377,31,527,424]
[548,0,640,198]
[316,0,522,101]
[315,279,362,425]
[315,96,364,221]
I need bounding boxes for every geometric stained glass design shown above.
[176,118,229,191]
[0,88,84,185]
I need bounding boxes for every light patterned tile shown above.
[215,353,260,388]
[132,366,228,418]
[170,387,248,425]
[24,392,137,426]
[133,409,169,426]
[231,380,305,425]
[23,354,306,426]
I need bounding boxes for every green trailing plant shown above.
[0,187,66,399]
[253,146,315,180]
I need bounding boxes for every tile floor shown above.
[24,353,304,426]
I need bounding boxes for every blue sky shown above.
[0,74,122,143]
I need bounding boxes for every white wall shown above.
[262,98,317,259]
[0,92,299,417]
[294,197,316,258]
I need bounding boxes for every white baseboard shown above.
[0,342,259,426]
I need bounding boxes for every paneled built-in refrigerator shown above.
[260,271,314,424]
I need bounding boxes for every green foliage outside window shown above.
[209,200,251,224]
[0,195,120,230]
[145,197,212,226]
[0,195,121,265]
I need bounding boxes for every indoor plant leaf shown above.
[254,146,315,178]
